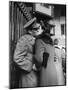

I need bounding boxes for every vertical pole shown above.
[11,2,14,41]
[17,7,20,40]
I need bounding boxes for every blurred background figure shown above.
[54,38,59,45]
[54,38,65,85]
[61,46,66,82]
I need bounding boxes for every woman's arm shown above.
[14,37,33,72]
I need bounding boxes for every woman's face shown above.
[32,25,43,36]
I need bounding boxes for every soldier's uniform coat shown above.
[14,34,37,87]
[35,37,65,86]
[35,38,58,86]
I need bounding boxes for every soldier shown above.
[34,24,59,86]
[13,17,43,88]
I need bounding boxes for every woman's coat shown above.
[14,34,37,88]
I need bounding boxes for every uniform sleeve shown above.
[14,37,33,72]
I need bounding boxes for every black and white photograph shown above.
[9,1,66,89]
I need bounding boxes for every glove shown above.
[42,52,49,68]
